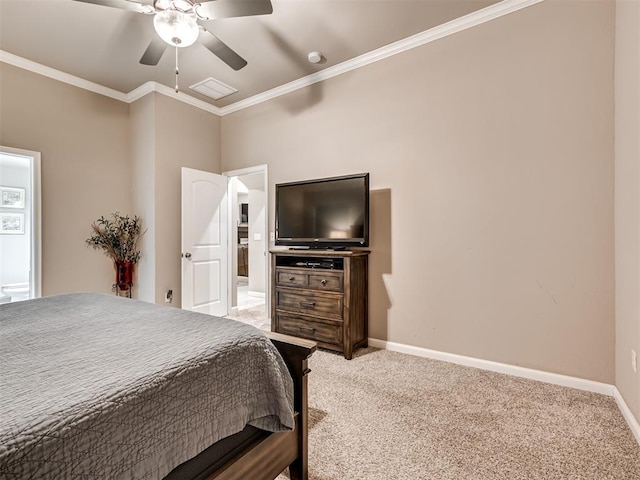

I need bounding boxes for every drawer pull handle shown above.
[298,326,316,333]
[299,301,316,308]
[289,276,295,281]
[321,279,327,286]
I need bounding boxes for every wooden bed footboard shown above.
[200,332,316,480]
[266,332,317,480]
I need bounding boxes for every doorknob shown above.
[184,252,192,259]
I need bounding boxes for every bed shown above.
[0,293,315,480]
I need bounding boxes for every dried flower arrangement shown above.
[86,212,144,264]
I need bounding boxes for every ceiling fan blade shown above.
[72,0,152,14]
[199,28,247,71]
[196,0,272,19]
[139,37,168,66]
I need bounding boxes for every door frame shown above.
[222,164,269,319]
[0,145,42,299]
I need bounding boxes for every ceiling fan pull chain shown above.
[175,46,179,93]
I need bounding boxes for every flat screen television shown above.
[275,173,370,248]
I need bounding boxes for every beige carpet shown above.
[275,347,639,480]
[225,311,640,478]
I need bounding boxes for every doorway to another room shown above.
[225,166,269,331]
[0,146,41,304]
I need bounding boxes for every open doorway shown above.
[0,146,41,303]
[223,166,269,331]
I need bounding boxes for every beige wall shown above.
[130,94,157,302]
[129,93,222,306]
[130,93,221,306]
[222,0,615,383]
[615,0,640,421]
[153,93,221,306]
[0,67,220,304]
[0,63,131,296]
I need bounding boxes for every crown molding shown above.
[0,50,128,103]
[1,0,543,117]
[127,82,222,115]
[0,51,223,115]
[126,81,157,103]
[218,0,544,115]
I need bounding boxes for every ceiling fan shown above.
[73,0,273,71]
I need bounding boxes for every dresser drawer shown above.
[276,313,342,346]
[276,269,308,288]
[308,272,343,292]
[275,289,343,320]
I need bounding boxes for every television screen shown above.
[275,173,369,248]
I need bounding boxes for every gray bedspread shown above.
[0,293,294,480]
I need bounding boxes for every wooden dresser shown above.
[271,249,369,360]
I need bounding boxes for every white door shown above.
[181,167,228,316]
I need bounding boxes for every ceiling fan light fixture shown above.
[154,0,173,11]
[153,9,199,47]
[173,0,194,12]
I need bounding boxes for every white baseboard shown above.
[613,387,640,445]
[368,338,614,395]
[368,338,640,445]
[248,291,266,299]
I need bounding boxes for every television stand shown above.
[271,249,369,359]
[288,245,348,251]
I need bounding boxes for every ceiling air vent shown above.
[189,77,238,100]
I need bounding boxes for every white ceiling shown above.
[0,0,501,108]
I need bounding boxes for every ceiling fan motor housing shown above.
[154,0,195,14]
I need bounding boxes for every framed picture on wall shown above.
[0,187,25,208]
[0,213,24,234]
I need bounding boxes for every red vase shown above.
[115,261,134,291]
